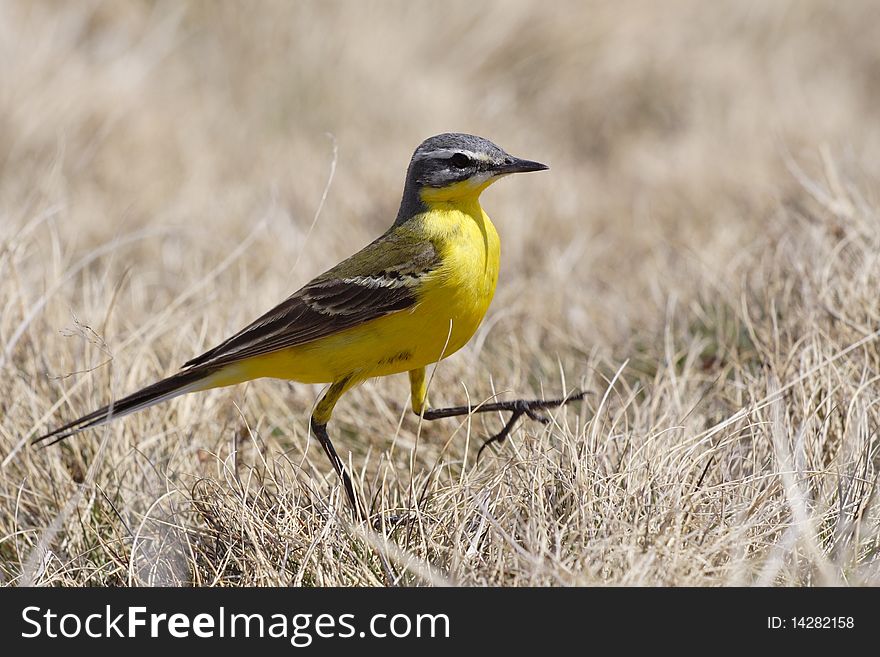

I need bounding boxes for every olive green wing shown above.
[182,230,439,370]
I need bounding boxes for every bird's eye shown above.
[449,153,470,169]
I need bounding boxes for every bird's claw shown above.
[526,409,551,424]
[475,390,589,463]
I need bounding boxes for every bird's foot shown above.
[474,392,589,461]
[419,390,588,462]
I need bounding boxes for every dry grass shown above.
[2,0,880,586]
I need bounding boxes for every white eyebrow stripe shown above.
[413,148,487,163]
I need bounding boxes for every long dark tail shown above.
[34,366,216,446]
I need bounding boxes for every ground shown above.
[1,0,879,585]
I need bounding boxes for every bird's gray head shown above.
[395,133,548,223]
[406,132,547,189]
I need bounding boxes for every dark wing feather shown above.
[183,231,439,370]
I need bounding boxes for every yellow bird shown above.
[37,133,584,517]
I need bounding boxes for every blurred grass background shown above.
[2,0,880,585]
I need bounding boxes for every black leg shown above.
[310,417,365,520]
[420,391,588,461]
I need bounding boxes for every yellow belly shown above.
[209,201,500,387]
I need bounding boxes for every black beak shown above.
[496,156,549,174]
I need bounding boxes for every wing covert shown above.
[182,232,439,369]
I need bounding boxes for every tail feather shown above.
[34,367,216,446]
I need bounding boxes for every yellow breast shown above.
[415,198,500,358]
